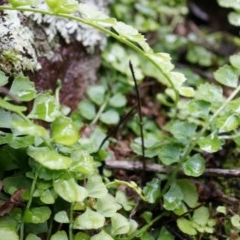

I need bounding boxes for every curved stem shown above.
[0,5,179,105]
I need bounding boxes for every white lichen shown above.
[0,10,41,72]
[27,0,109,53]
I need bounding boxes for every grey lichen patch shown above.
[0,0,109,74]
[0,11,41,73]
[27,0,109,53]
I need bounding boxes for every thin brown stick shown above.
[105,160,240,178]
[129,61,146,178]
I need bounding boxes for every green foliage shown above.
[0,0,240,239]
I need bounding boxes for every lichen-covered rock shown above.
[0,0,109,110]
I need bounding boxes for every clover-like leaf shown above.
[51,116,79,146]
[177,180,198,208]
[111,213,130,236]
[78,100,96,120]
[143,178,161,204]
[158,143,182,165]
[28,93,60,122]
[53,178,88,203]
[183,154,205,177]
[8,75,36,101]
[169,121,197,141]
[198,134,222,153]
[109,93,127,108]
[73,208,105,230]
[87,85,106,105]
[70,150,95,175]
[163,183,183,211]
[230,53,240,69]
[0,228,19,240]
[27,146,72,170]
[86,175,108,198]
[100,109,120,125]
[96,194,121,217]
[54,211,69,223]
[50,231,68,240]
[214,64,239,88]
[23,206,51,224]
[91,231,114,240]
[13,120,47,138]
[177,218,197,236]
[0,71,8,86]
[193,206,210,226]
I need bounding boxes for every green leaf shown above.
[78,100,96,120]
[178,86,195,97]
[28,93,60,122]
[198,133,222,153]
[115,190,134,211]
[231,214,240,228]
[100,109,120,125]
[0,228,19,240]
[146,52,174,75]
[230,53,240,69]
[193,206,210,226]
[40,189,55,204]
[9,135,34,149]
[26,233,41,240]
[28,146,72,170]
[79,3,116,27]
[163,183,183,211]
[157,227,175,240]
[214,64,239,88]
[74,232,90,240]
[113,21,150,52]
[177,180,198,208]
[228,11,240,26]
[46,0,78,14]
[169,121,197,141]
[70,150,95,175]
[216,114,239,132]
[177,218,197,236]
[188,100,211,119]
[182,154,205,177]
[0,108,13,128]
[91,231,114,240]
[24,207,51,224]
[54,211,69,223]
[109,93,127,108]
[13,120,47,138]
[86,175,108,198]
[51,116,79,146]
[50,231,68,240]
[0,71,8,86]
[195,83,223,105]
[73,208,105,230]
[111,213,130,236]
[8,0,38,8]
[143,178,161,203]
[158,143,182,165]
[96,194,121,217]
[8,75,36,101]
[53,178,88,203]
[87,85,106,105]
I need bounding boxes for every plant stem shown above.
[69,203,74,240]
[20,167,40,240]
[182,84,240,162]
[90,94,109,125]
[0,5,179,104]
